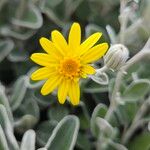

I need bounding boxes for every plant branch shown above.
[119,0,128,44]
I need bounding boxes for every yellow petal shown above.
[51,30,68,55]
[68,81,80,105]
[39,37,62,59]
[68,23,81,49]
[41,75,62,95]
[30,53,58,66]
[79,32,102,56]
[31,67,56,80]
[58,79,69,104]
[82,65,96,75]
[81,43,108,63]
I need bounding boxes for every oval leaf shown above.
[128,132,150,150]
[90,103,107,137]
[0,40,14,62]
[122,79,150,102]
[96,117,114,138]
[20,130,36,150]
[10,76,28,111]
[45,115,79,150]
[0,125,9,150]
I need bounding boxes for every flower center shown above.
[59,58,80,78]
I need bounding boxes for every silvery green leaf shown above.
[22,97,40,120]
[10,76,28,111]
[33,89,56,107]
[96,117,114,138]
[48,105,69,122]
[0,125,9,150]
[76,133,92,150]
[37,121,57,146]
[0,105,13,132]
[0,26,35,40]
[0,105,19,150]
[128,132,150,150]
[26,78,44,89]
[90,72,109,85]
[8,47,28,62]
[122,79,150,102]
[14,96,40,126]
[0,39,14,62]
[106,25,117,44]
[0,83,13,123]
[116,102,138,125]
[45,115,79,150]
[12,2,43,29]
[20,130,36,150]
[91,103,107,137]
[84,79,108,93]
[14,115,38,133]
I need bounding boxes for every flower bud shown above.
[104,44,129,71]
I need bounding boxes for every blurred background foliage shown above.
[0,0,150,150]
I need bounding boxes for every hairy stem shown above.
[119,0,128,44]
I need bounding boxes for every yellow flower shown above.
[30,23,108,105]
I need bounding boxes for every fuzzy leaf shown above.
[20,130,36,150]
[106,25,117,44]
[76,133,92,150]
[45,115,79,150]
[12,2,43,29]
[0,84,14,123]
[96,117,114,138]
[0,40,14,62]
[91,103,107,137]
[128,132,150,150]
[122,79,150,102]
[14,115,38,133]
[37,121,56,146]
[48,105,69,122]
[90,72,109,85]
[0,125,9,150]
[84,79,108,93]
[10,76,28,111]
[0,105,19,150]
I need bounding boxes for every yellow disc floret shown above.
[59,58,81,79]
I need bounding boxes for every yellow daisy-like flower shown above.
[30,22,108,105]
